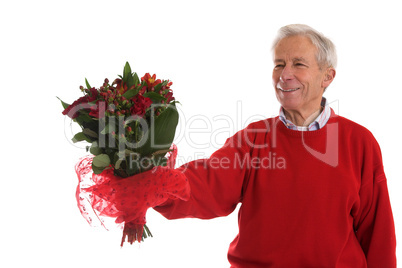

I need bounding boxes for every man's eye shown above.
[295,63,306,67]
[275,65,284,69]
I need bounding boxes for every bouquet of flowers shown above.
[59,62,190,246]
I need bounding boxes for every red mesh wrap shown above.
[75,146,190,246]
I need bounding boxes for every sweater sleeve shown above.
[353,138,397,267]
[154,127,254,220]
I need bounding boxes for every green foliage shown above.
[85,78,91,89]
[93,154,111,168]
[83,128,98,138]
[143,92,166,102]
[60,62,178,177]
[122,88,139,99]
[138,103,179,157]
[72,132,91,143]
[89,141,102,155]
[122,61,140,91]
[57,97,70,109]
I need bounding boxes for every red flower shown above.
[62,88,99,119]
[164,91,175,103]
[130,95,152,116]
[113,78,128,94]
[89,100,106,118]
[141,73,161,89]
[138,86,147,95]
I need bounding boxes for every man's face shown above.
[272,35,333,113]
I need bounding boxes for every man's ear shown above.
[322,68,336,88]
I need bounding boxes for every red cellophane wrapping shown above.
[75,147,190,246]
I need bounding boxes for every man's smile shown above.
[279,87,300,92]
[277,84,301,92]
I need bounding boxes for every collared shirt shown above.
[279,97,331,131]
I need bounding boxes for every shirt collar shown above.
[279,97,331,131]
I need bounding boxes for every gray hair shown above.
[272,24,337,69]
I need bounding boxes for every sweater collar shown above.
[279,97,331,131]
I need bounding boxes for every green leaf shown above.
[90,141,102,155]
[92,162,105,174]
[73,112,93,126]
[93,154,111,168]
[138,103,179,156]
[154,83,163,92]
[152,148,172,157]
[123,62,132,80]
[123,62,135,89]
[100,121,115,134]
[115,158,123,169]
[85,78,91,89]
[57,97,70,110]
[126,71,135,90]
[118,149,135,156]
[143,92,166,102]
[83,128,98,138]
[127,77,135,90]
[72,132,91,143]
[122,88,139,99]
[152,103,179,148]
[133,72,140,86]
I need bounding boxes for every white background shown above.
[1,0,401,267]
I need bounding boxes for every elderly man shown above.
[155,24,396,267]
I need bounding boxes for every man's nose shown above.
[280,65,294,82]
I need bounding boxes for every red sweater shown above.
[155,111,396,267]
